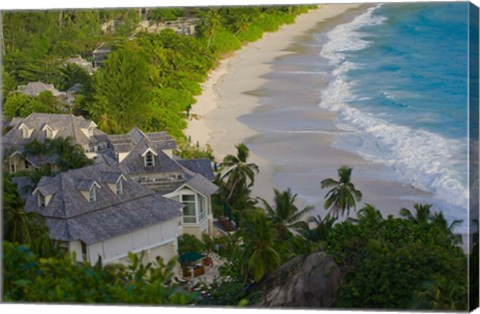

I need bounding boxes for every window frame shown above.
[38,192,46,207]
[144,151,155,167]
[45,126,53,139]
[116,179,123,195]
[88,186,96,202]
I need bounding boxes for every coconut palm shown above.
[356,203,384,225]
[221,143,259,194]
[297,213,337,250]
[321,166,362,218]
[237,210,281,283]
[399,203,434,225]
[259,188,313,239]
[217,143,259,222]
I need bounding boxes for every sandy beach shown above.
[185,4,361,199]
[185,4,437,221]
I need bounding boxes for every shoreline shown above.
[185,4,363,202]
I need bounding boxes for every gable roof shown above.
[181,174,218,197]
[23,162,182,245]
[17,81,62,97]
[3,113,108,150]
[108,128,182,175]
[176,158,215,181]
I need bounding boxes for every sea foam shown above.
[318,5,468,231]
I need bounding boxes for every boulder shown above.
[256,252,342,308]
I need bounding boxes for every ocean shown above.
[240,3,470,231]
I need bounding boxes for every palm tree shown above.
[200,10,221,49]
[3,172,56,257]
[221,143,259,194]
[399,203,434,225]
[217,143,259,222]
[297,213,337,251]
[259,188,313,240]
[48,137,93,171]
[237,210,281,283]
[321,166,362,218]
[356,203,383,225]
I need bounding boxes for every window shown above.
[181,194,196,224]
[145,151,155,167]
[38,193,46,207]
[81,242,88,261]
[88,126,94,137]
[9,162,16,173]
[88,187,96,202]
[46,127,53,139]
[21,126,29,139]
[198,195,206,221]
[116,180,123,195]
[25,160,30,169]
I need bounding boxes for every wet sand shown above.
[185,4,436,223]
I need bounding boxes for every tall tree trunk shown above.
[0,12,5,56]
[59,10,64,28]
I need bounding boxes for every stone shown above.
[256,252,342,308]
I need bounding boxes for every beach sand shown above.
[185,4,435,222]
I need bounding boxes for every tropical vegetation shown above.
[2,6,313,141]
[2,5,475,310]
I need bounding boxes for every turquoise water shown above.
[319,3,469,227]
[239,3,471,231]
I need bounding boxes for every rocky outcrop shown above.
[256,252,342,308]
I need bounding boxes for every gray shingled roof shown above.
[75,179,97,191]
[183,174,218,197]
[17,81,62,97]
[24,162,182,244]
[113,130,183,175]
[3,113,107,150]
[105,127,218,196]
[100,171,123,183]
[12,176,34,199]
[177,158,215,181]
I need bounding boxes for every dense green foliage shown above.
[213,143,259,224]
[326,203,468,310]
[177,234,206,256]
[89,45,153,133]
[3,242,194,304]
[3,91,64,120]
[260,188,313,240]
[3,172,58,257]
[3,7,471,309]
[22,137,94,173]
[3,6,313,140]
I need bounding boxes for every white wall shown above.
[87,218,180,265]
[69,240,83,262]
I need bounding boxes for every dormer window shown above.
[88,126,94,138]
[42,124,56,139]
[145,151,155,167]
[88,186,96,202]
[46,126,53,139]
[116,180,123,195]
[21,126,29,138]
[19,124,33,139]
[38,192,46,207]
[141,148,157,167]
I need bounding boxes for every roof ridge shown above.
[59,189,164,220]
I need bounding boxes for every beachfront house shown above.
[106,127,218,239]
[16,81,64,98]
[3,113,109,173]
[63,55,95,75]
[92,43,112,69]
[22,161,183,266]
